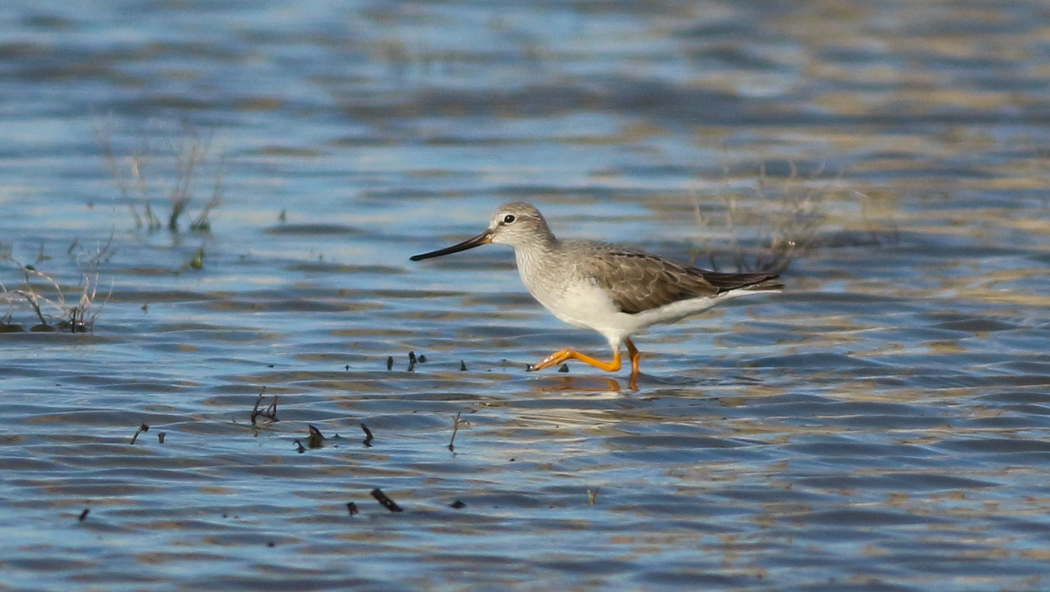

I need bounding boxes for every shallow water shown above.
[3,0,1050,590]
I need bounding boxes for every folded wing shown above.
[580,249,781,314]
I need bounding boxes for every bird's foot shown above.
[529,348,621,373]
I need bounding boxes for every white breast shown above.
[515,251,644,346]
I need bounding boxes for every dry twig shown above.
[370,488,403,512]
[250,388,279,425]
[448,412,462,452]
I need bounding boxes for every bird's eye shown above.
[503,214,516,224]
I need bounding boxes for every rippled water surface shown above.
[3,0,1050,590]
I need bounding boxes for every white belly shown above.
[522,273,647,347]
[532,280,618,330]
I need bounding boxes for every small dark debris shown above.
[345,364,349,371]
[459,360,467,372]
[509,458,515,462]
[418,354,427,363]
[250,390,279,425]
[267,541,275,548]
[157,432,166,444]
[346,502,359,516]
[268,364,274,368]
[130,423,149,445]
[525,363,534,372]
[361,423,374,447]
[450,500,466,509]
[371,488,403,512]
[293,439,306,453]
[307,425,326,448]
[558,364,569,373]
[386,356,393,370]
[408,351,416,364]
[448,412,462,453]
[78,508,90,522]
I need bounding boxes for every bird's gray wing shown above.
[579,248,779,314]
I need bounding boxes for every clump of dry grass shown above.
[0,242,109,333]
[692,162,830,274]
[94,120,224,233]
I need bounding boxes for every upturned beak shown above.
[410,230,493,261]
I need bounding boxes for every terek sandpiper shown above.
[410,202,782,385]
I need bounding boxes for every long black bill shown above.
[410,230,493,261]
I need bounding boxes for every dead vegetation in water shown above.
[386,350,430,371]
[94,120,225,233]
[0,242,110,333]
[448,412,462,453]
[370,488,403,512]
[306,425,326,448]
[691,161,902,274]
[691,162,833,275]
[237,395,485,516]
[293,424,351,452]
[129,423,150,445]
[250,389,280,426]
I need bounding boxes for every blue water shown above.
[2,1,1050,590]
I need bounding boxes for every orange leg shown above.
[625,338,641,390]
[624,338,641,376]
[529,347,622,373]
